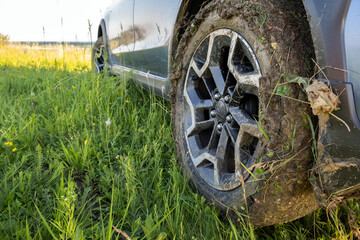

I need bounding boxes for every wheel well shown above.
[97,25,103,39]
[170,0,211,58]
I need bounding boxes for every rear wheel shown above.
[172,0,318,226]
[92,36,106,74]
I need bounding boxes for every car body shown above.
[93,0,360,224]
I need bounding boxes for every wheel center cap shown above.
[215,99,228,122]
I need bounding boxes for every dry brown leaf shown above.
[306,80,340,116]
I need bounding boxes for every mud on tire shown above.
[171,0,319,226]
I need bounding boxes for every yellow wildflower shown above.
[5,142,13,146]
[271,42,278,50]
[12,148,17,152]
[125,100,130,103]
[72,85,76,89]
[84,139,88,145]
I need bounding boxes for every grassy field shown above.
[0,43,359,239]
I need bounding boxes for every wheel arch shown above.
[96,19,112,67]
[301,0,350,82]
[97,19,106,41]
[169,0,211,62]
[169,0,315,69]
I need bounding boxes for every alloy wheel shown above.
[183,29,263,191]
[94,42,105,73]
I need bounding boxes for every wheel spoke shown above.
[193,57,205,71]
[186,119,215,137]
[207,125,219,149]
[227,34,237,75]
[216,128,230,175]
[234,122,262,178]
[227,35,261,88]
[191,33,215,77]
[195,99,213,110]
[193,149,216,167]
[229,69,261,89]
[228,84,245,107]
[229,108,254,127]
[202,77,216,94]
[224,124,238,145]
[97,62,105,68]
[190,59,202,77]
[239,122,262,141]
[209,66,226,95]
[96,46,103,56]
[186,88,213,109]
[193,150,207,167]
[202,33,215,73]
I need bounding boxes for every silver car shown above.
[92,0,360,226]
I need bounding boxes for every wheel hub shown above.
[183,29,262,191]
[215,99,228,123]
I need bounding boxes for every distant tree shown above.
[0,33,10,42]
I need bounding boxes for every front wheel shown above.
[172,0,318,226]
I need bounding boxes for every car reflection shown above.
[109,25,146,51]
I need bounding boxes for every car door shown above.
[132,0,181,78]
[105,0,135,68]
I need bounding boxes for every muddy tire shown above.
[172,0,319,226]
[92,36,106,74]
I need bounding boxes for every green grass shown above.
[0,43,359,239]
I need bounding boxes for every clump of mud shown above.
[306,81,343,207]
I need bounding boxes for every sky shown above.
[0,0,113,42]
